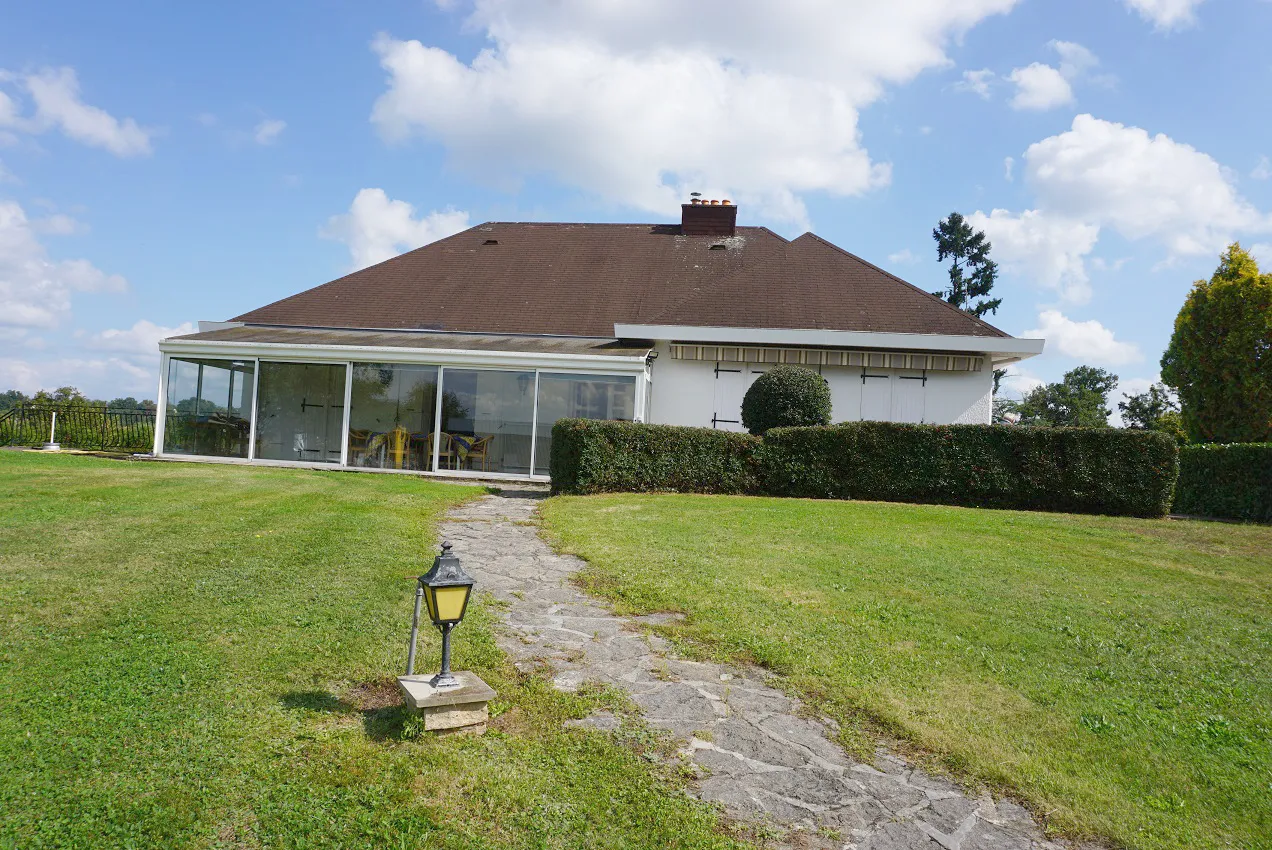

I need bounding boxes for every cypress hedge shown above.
[760,422,1178,518]
[550,418,1179,518]
[549,419,760,496]
[1173,443,1272,522]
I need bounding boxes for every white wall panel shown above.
[860,376,891,421]
[891,376,926,423]
[646,341,996,427]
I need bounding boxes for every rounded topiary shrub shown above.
[741,365,832,435]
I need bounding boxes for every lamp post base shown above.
[430,670,461,690]
[397,671,496,736]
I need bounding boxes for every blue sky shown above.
[2,0,1270,413]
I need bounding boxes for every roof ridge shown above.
[797,233,1011,338]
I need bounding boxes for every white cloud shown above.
[0,355,154,397]
[1050,40,1098,77]
[1250,242,1272,266]
[970,209,1100,304]
[887,248,920,265]
[1122,0,1205,30]
[322,188,470,270]
[2,67,152,156]
[370,0,1019,224]
[979,116,1271,298]
[88,319,196,356]
[956,68,995,99]
[253,118,286,145]
[1004,156,1014,181]
[1023,309,1142,365]
[0,318,192,398]
[1253,155,1271,181]
[0,90,17,126]
[32,213,82,235]
[1026,115,1270,256]
[0,200,126,329]
[974,41,1098,112]
[998,365,1045,398]
[1008,63,1073,111]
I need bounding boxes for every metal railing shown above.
[0,404,156,452]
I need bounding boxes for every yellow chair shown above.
[386,426,411,470]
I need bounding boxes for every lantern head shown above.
[420,541,474,626]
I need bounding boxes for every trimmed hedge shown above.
[550,418,1180,518]
[1173,443,1272,522]
[741,365,832,434]
[761,422,1178,518]
[549,419,759,495]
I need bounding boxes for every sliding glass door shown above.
[163,358,255,458]
[347,363,438,471]
[437,369,535,475]
[533,373,636,476]
[254,362,347,463]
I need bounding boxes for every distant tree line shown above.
[0,387,157,413]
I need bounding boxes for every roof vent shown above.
[708,243,727,251]
[482,238,499,245]
[681,198,738,237]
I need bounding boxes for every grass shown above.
[540,493,1272,850]
[0,453,751,850]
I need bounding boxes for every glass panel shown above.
[534,373,636,476]
[163,358,255,457]
[347,363,439,470]
[254,362,347,463]
[438,369,535,475]
[433,586,469,621]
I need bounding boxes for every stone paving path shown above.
[444,491,1088,850]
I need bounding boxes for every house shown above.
[154,201,1043,480]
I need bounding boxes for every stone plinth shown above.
[397,671,496,736]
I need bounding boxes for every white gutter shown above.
[615,323,1044,360]
[158,337,649,373]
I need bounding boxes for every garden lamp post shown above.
[398,540,495,735]
[406,541,474,689]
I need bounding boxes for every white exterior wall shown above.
[647,340,994,429]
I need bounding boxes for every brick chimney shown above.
[681,199,737,237]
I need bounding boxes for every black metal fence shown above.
[0,404,156,452]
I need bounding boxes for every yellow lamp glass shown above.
[424,583,471,624]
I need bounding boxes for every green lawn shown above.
[0,453,748,850]
[540,493,1272,850]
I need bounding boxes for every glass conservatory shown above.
[155,332,648,481]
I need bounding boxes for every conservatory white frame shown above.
[153,337,651,482]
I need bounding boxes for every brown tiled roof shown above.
[231,222,1010,339]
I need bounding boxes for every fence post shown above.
[43,410,60,451]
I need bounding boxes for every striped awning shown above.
[669,343,984,372]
